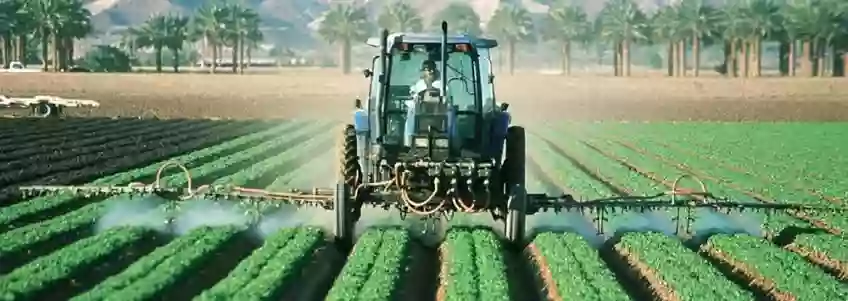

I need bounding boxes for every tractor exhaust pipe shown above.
[440,21,448,99]
[376,28,389,142]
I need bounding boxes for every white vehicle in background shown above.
[0,61,41,73]
[0,95,100,118]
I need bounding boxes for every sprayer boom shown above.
[15,160,847,246]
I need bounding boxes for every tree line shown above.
[0,0,262,73]
[324,0,848,77]
[2,0,847,77]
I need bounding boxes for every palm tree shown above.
[317,4,372,74]
[542,2,590,75]
[675,0,716,77]
[0,0,13,67]
[486,3,534,75]
[377,1,423,33]
[716,1,753,77]
[9,0,36,65]
[243,15,263,70]
[431,2,482,36]
[193,4,230,73]
[53,0,91,71]
[597,0,648,76]
[130,14,170,72]
[780,0,834,76]
[650,5,684,76]
[165,14,190,73]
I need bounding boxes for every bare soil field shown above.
[2,69,848,121]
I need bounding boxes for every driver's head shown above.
[420,60,438,82]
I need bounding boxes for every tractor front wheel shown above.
[334,124,360,250]
[503,126,526,247]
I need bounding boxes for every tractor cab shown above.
[358,31,506,174]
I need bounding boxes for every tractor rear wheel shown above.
[334,124,360,250]
[503,126,526,246]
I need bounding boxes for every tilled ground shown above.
[2,71,848,121]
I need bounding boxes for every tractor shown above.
[18,22,844,250]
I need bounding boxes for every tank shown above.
[353,108,369,134]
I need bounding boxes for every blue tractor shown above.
[339,22,526,247]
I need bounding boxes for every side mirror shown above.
[354,98,362,109]
[499,102,509,112]
[362,69,373,78]
[488,74,495,84]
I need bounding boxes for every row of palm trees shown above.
[321,0,848,77]
[121,3,263,73]
[0,0,91,72]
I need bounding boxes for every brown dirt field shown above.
[3,69,848,121]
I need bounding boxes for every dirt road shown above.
[2,70,848,121]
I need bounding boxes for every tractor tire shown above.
[31,103,60,118]
[338,124,361,187]
[335,124,360,251]
[503,126,526,247]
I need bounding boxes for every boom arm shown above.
[18,162,845,238]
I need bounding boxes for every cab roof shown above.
[365,33,498,49]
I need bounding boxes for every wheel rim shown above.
[33,103,52,118]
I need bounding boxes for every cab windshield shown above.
[387,44,479,112]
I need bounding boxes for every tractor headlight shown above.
[414,137,429,148]
[434,137,449,148]
[413,137,449,148]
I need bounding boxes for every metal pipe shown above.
[440,21,448,101]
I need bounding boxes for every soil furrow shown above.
[783,243,847,281]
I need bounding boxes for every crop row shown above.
[0,120,272,205]
[527,133,757,300]
[0,121,301,233]
[528,232,629,300]
[325,228,411,301]
[529,124,847,300]
[438,228,510,301]
[195,227,324,300]
[585,125,845,232]
[0,118,117,148]
[559,123,848,277]
[0,118,162,163]
[0,121,336,298]
[0,121,331,273]
[0,120,233,188]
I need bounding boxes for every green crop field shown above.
[0,118,845,301]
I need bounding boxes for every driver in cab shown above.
[409,60,446,99]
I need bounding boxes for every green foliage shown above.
[532,232,630,300]
[441,228,510,301]
[195,227,324,300]
[71,226,243,301]
[0,227,153,300]
[618,232,755,300]
[707,234,847,300]
[79,45,132,72]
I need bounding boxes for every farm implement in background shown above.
[19,160,844,249]
[0,95,100,118]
